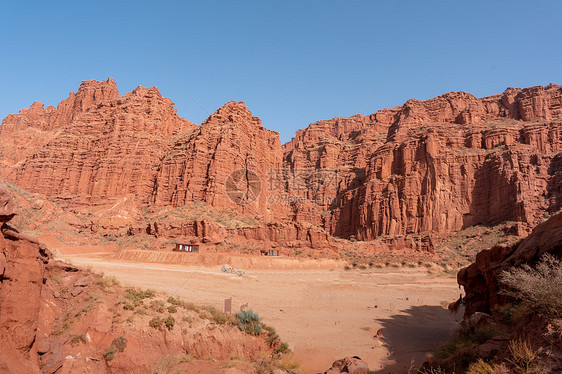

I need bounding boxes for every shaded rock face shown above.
[458,211,562,317]
[0,80,561,245]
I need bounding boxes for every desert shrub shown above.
[75,293,101,316]
[104,336,127,361]
[419,368,453,374]
[104,345,117,361]
[507,337,541,373]
[274,357,302,373]
[165,316,175,331]
[123,303,136,311]
[112,336,127,351]
[167,296,182,306]
[167,305,177,313]
[277,342,290,354]
[264,325,279,347]
[551,318,562,339]
[433,325,497,370]
[150,300,166,313]
[53,312,73,335]
[98,275,120,290]
[124,288,155,300]
[499,253,562,318]
[122,288,155,310]
[69,334,87,346]
[149,317,163,329]
[466,359,494,374]
[254,356,304,374]
[236,310,262,335]
[168,296,199,312]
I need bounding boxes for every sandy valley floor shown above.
[58,250,462,373]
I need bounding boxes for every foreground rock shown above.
[458,211,562,316]
[423,212,562,372]
[324,356,369,374]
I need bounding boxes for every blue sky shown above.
[1,1,560,143]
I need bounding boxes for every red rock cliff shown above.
[284,84,562,239]
[1,80,561,244]
[7,82,195,203]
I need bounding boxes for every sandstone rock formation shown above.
[284,84,562,240]
[458,211,562,317]
[0,188,48,373]
[152,100,284,221]
[0,79,560,251]
[8,83,195,202]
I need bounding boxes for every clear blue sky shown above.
[1,1,560,143]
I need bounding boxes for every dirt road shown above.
[60,253,462,373]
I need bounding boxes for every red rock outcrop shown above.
[0,186,49,373]
[152,101,284,220]
[284,84,562,240]
[0,80,560,249]
[8,83,195,203]
[0,79,120,169]
[0,78,119,135]
[324,356,369,374]
[458,211,562,317]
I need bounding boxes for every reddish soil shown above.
[57,245,462,373]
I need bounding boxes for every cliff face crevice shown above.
[0,80,560,245]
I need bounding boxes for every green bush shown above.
[165,316,175,331]
[149,317,163,329]
[236,310,262,335]
[121,288,156,310]
[104,336,127,361]
[264,325,279,347]
[277,342,290,354]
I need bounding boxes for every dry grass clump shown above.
[254,354,304,374]
[499,253,562,318]
[507,337,542,373]
[151,354,193,374]
[98,275,121,292]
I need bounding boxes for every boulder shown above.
[324,356,369,374]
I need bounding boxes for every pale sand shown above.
[59,251,462,373]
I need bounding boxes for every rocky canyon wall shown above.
[0,79,560,244]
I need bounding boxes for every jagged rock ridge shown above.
[0,79,560,246]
